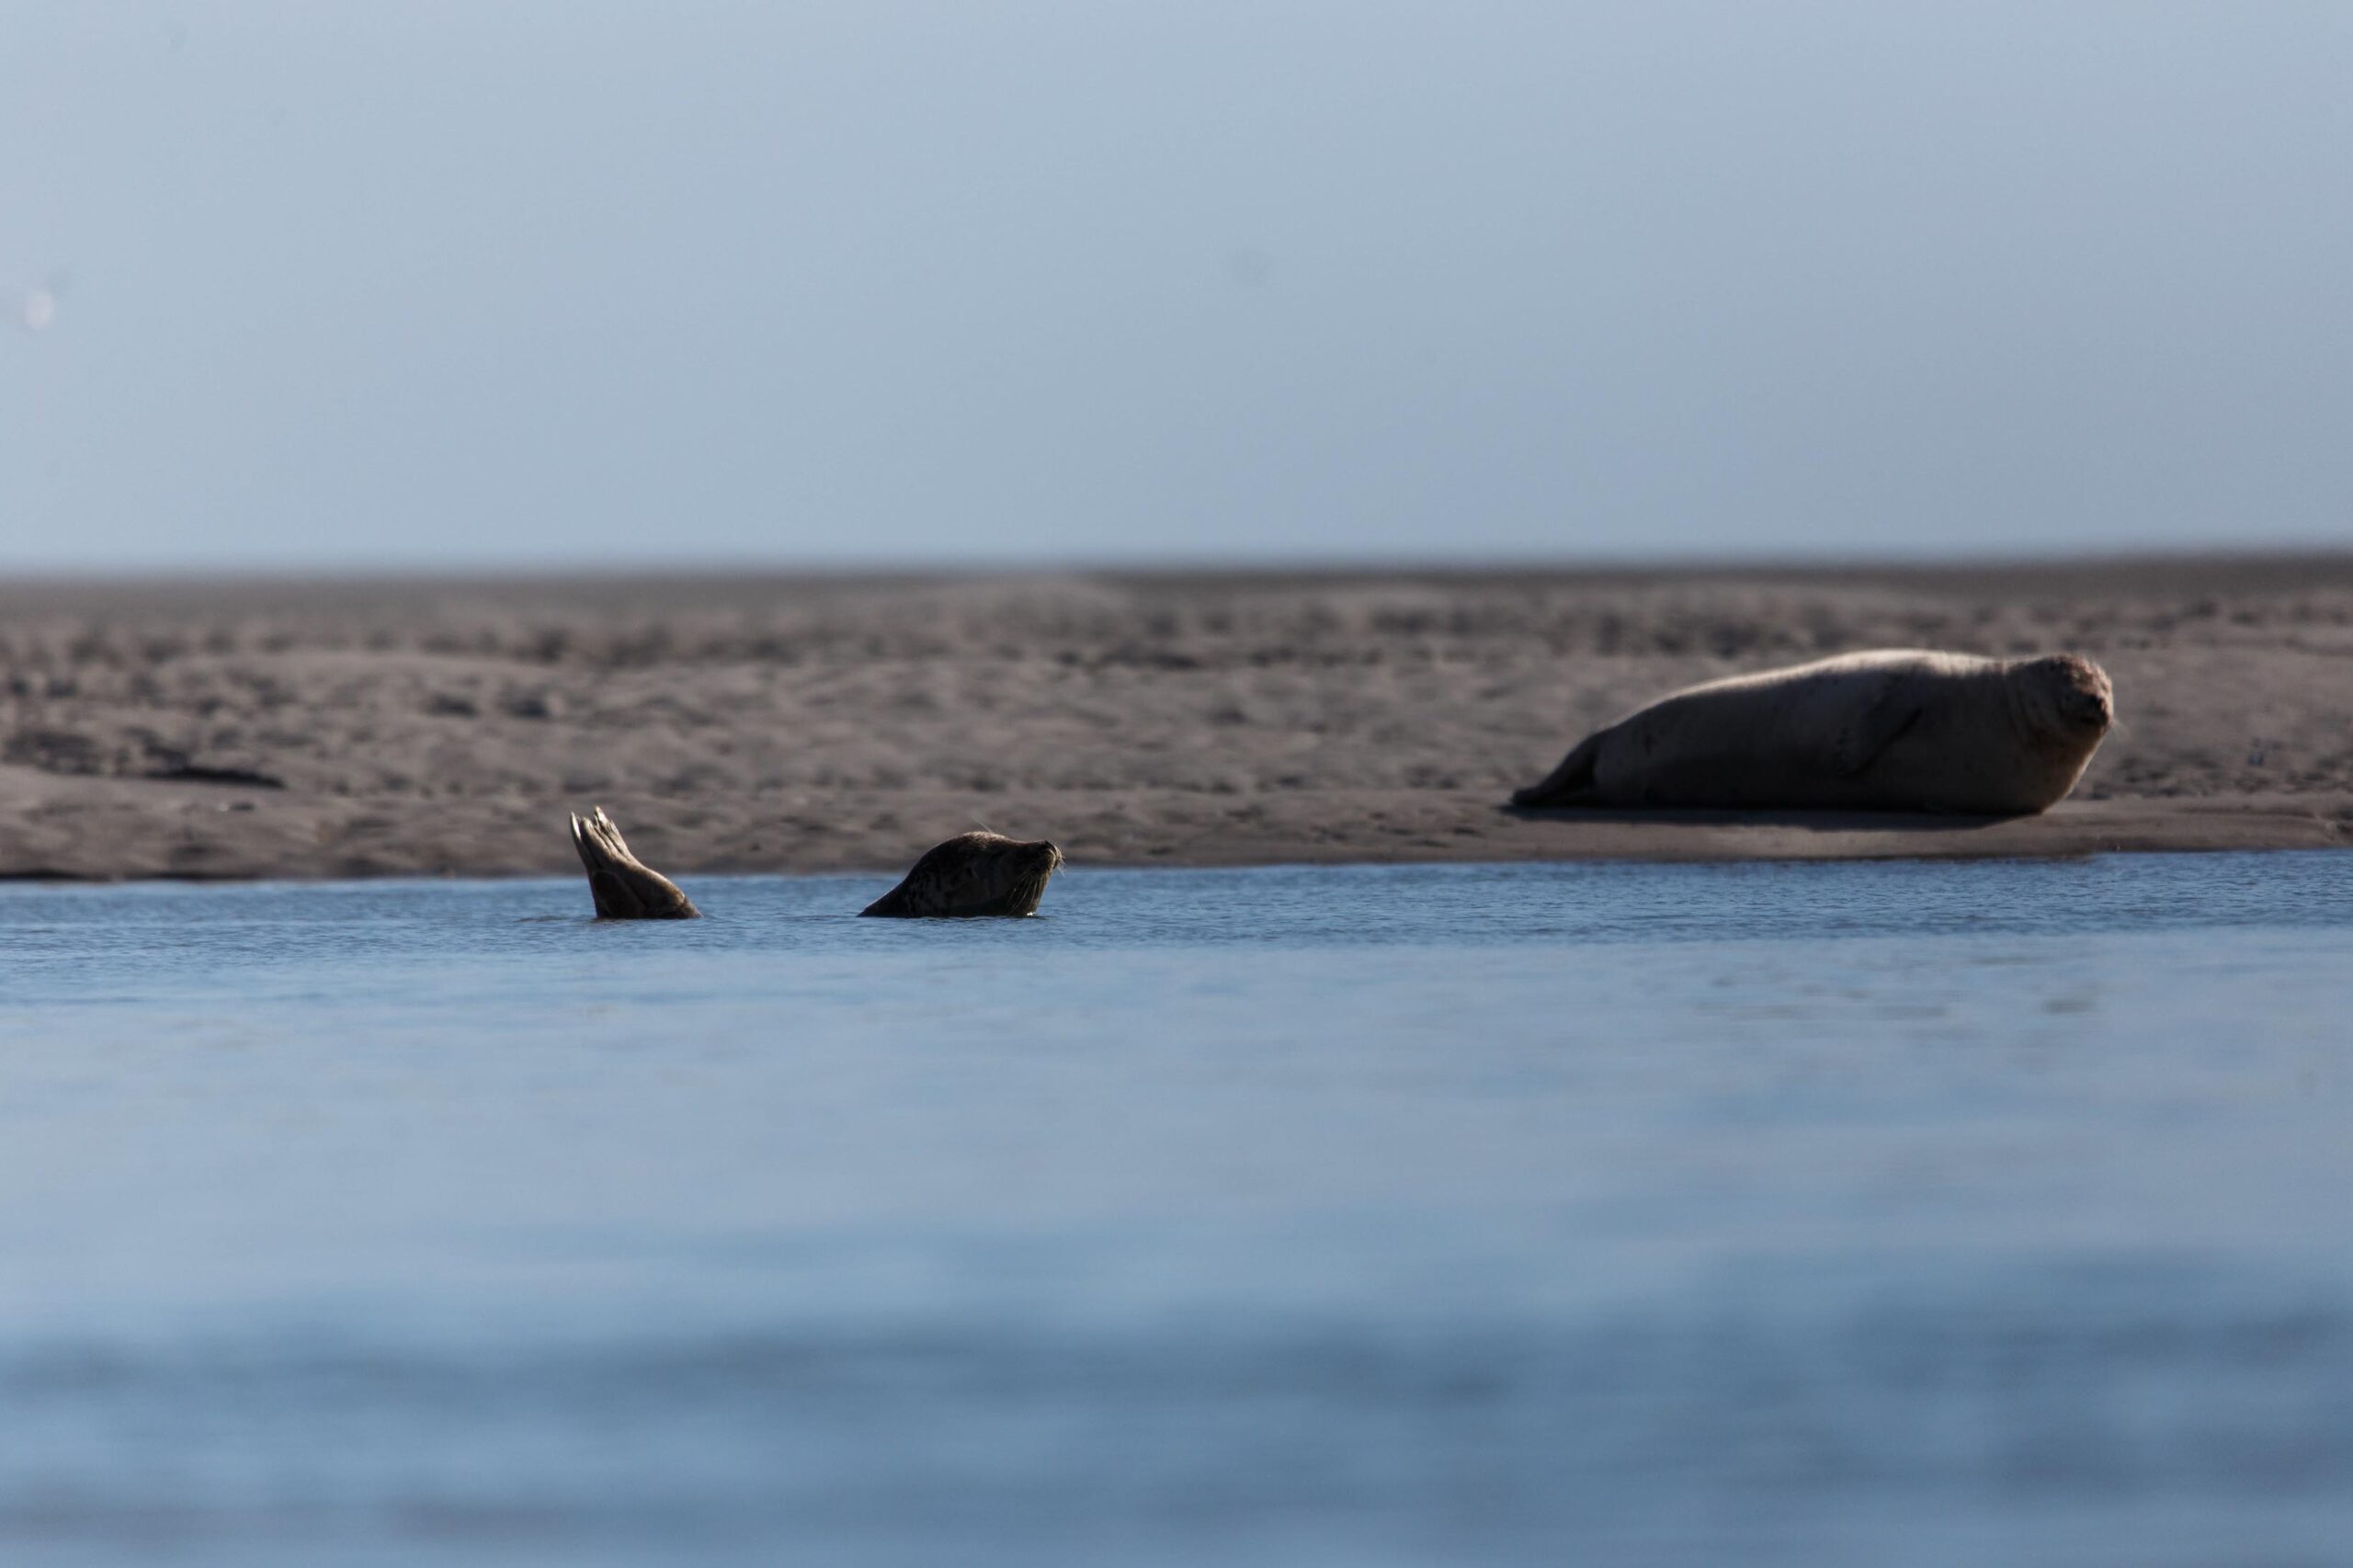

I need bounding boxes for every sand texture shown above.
[1,559,2348,882]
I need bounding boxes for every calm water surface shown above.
[2,854,2348,1566]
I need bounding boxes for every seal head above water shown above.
[568,806,700,919]
[1510,650,2113,815]
[860,832,1063,917]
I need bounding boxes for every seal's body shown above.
[861,832,1063,917]
[1511,650,2113,815]
[568,806,699,919]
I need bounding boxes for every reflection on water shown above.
[1,854,2348,1565]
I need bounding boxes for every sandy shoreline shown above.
[2,558,2348,881]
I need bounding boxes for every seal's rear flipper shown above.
[568,806,700,919]
[1510,733,1602,808]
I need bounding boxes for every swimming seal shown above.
[860,832,1063,917]
[568,806,700,919]
[1510,650,2113,814]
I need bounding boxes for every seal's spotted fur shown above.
[861,832,1063,918]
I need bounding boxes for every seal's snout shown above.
[2032,653,2114,736]
[1005,838,1063,917]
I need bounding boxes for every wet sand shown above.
[1,558,2347,881]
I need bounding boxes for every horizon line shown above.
[4,540,2353,586]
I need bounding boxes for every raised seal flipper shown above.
[569,806,700,920]
[1510,731,1605,808]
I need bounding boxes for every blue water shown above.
[1,854,2348,1566]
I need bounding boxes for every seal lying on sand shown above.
[861,832,1063,917]
[568,806,700,919]
[1511,650,2113,814]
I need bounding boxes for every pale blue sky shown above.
[4,1,2349,569]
